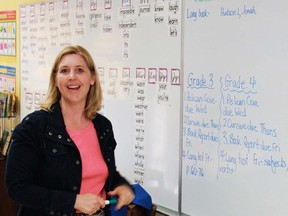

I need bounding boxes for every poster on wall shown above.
[0,10,16,56]
[0,65,16,93]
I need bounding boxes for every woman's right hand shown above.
[74,194,105,215]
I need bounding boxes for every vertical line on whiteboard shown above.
[178,0,185,215]
[217,77,224,180]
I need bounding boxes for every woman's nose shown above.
[68,70,76,79]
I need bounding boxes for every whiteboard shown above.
[19,0,181,212]
[182,0,288,216]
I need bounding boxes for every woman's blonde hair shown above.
[40,45,103,119]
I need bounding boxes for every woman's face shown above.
[56,54,95,106]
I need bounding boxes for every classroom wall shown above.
[6,1,288,216]
[0,0,41,126]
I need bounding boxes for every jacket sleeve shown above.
[5,112,77,215]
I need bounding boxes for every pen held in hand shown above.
[105,199,117,205]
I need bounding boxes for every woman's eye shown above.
[60,68,68,73]
[76,68,85,73]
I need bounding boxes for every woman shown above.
[5,45,134,216]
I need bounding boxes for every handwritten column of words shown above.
[182,72,284,178]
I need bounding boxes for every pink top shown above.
[67,122,108,199]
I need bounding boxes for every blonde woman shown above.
[5,45,134,216]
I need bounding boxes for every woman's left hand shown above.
[107,184,135,210]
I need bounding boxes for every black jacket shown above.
[5,102,130,216]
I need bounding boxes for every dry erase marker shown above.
[105,199,117,205]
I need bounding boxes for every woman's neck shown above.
[60,100,91,130]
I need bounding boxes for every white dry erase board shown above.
[182,0,288,216]
[19,0,181,213]
[19,0,288,215]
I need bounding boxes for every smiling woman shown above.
[5,45,135,216]
[56,54,96,116]
[41,46,103,120]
